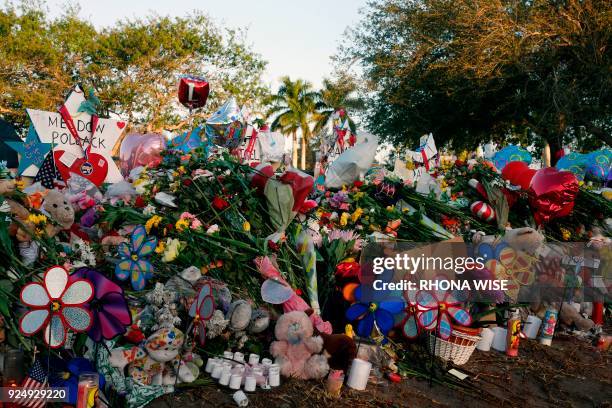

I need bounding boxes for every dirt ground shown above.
[149,333,611,408]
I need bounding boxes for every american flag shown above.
[34,152,64,189]
[17,359,48,408]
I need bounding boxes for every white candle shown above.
[211,365,223,379]
[248,354,260,365]
[268,368,280,387]
[476,328,495,351]
[523,315,542,339]
[219,370,231,386]
[491,327,508,352]
[244,376,256,392]
[347,358,371,390]
[229,374,242,390]
[234,352,245,363]
[233,390,249,407]
[224,351,233,359]
[205,358,216,373]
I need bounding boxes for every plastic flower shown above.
[351,208,364,222]
[162,238,181,263]
[415,288,472,340]
[345,284,404,338]
[115,225,157,291]
[19,266,93,348]
[175,218,190,232]
[189,282,215,345]
[70,268,131,342]
[340,212,349,226]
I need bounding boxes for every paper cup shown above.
[491,327,508,352]
[476,327,494,351]
[229,374,242,390]
[233,390,249,407]
[347,358,371,390]
[219,370,231,386]
[211,365,223,379]
[523,315,542,339]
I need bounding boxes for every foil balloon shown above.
[528,167,579,225]
[493,145,532,171]
[556,152,587,181]
[501,161,536,190]
[205,97,247,149]
[168,127,211,155]
[585,149,612,181]
[178,75,210,110]
[119,133,166,177]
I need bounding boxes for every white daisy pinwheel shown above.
[19,266,94,348]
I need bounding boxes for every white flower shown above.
[206,224,220,235]
[143,204,157,216]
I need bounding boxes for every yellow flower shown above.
[351,208,364,222]
[145,215,162,234]
[340,212,349,227]
[27,213,47,225]
[560,227,571,241]
[353,192,365,200]
[386,206,394,212]
[15,180,25,191]
[162,238,181,263]
[175,218,190,232]
[242,221,251,232]
[155,241,166,254]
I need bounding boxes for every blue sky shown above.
[49,0,368,89]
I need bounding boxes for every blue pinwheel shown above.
[415,288,472,340]
[114,225,157,291]
[345,284,405,338]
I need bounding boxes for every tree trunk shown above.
[292,131,298,168]
[301,135,307,170]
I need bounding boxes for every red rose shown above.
[212,196,230,210]
[353,181,364,188]
[295,288,303,296]
[134,196,146,208]
[183,178,193,187]
[267,240,280,251]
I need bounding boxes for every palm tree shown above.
[266,76,318,170]
[313,76,364,136]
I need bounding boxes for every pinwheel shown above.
[400,288,419,339]
[476,241,536,301]
[345,284,404,338]
[19,266,93,348]
[188,282,215,345]
[415,288,472,340]
[114,225,157,291]
[70,268,131,342]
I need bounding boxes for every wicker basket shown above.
[427,328,482,365]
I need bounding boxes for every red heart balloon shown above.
[53,149,108,186]
[528,167,579,225]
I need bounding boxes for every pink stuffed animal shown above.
[270,311,329,380]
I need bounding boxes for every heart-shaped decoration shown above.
[116,122,126,130]
[528,167,579,225]
[53,149,108,187]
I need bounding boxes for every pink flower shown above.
[190,219,203,230]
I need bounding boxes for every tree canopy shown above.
[340,0,611,153]
[0,1,268,133]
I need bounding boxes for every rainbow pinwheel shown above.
[477,241,535,301]
[115,225,157,291]
[400,289,419,339]
[19,266,93,348]
[189,282,215,345]
[345,284,405,338]
[415,289,472,340]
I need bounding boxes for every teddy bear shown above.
[109,327,199,386]
[270,311,330,380]
[41,190,75,236]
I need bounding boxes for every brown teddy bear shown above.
[42,190,75,236]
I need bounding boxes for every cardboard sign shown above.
[27,86,125,183]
